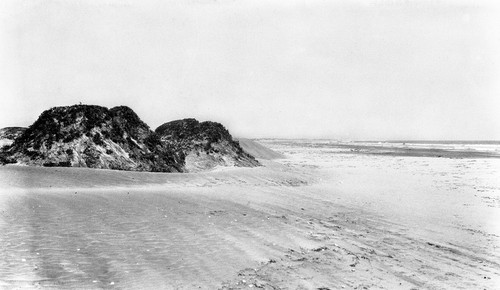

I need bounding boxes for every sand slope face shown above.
[1,141,499,289]
[236,138,285,160]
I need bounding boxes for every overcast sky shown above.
[0,0,499,140]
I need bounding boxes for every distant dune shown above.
[237,138,285,160]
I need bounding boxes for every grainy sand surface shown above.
[1,141,499,289]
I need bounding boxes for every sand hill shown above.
[155,118,259,172]
[0,105,259,172]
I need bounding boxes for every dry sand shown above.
[1,140,499,289]
[237,138,285,160]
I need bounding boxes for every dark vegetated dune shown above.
[236,138,285,160]
[0,127,26,140]
[155,118,259,172]
[1,105,183,172]
[0,105,262,172]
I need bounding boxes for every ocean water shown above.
[259,139,500,158]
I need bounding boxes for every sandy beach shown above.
[1,140,499,289]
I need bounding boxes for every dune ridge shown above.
[0,105,259,172]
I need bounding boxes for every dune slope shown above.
[236,138,285,160]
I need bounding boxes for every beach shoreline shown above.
[1,141,499,289]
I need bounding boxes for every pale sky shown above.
[1,0,499,140]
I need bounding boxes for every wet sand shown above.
[1,142,499,289]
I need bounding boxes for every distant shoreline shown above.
[256,138,500,145]
[260,139,500,159]
[372,140,500,145]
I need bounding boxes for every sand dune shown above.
[237,138,285,160]
[1,141,499,289]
